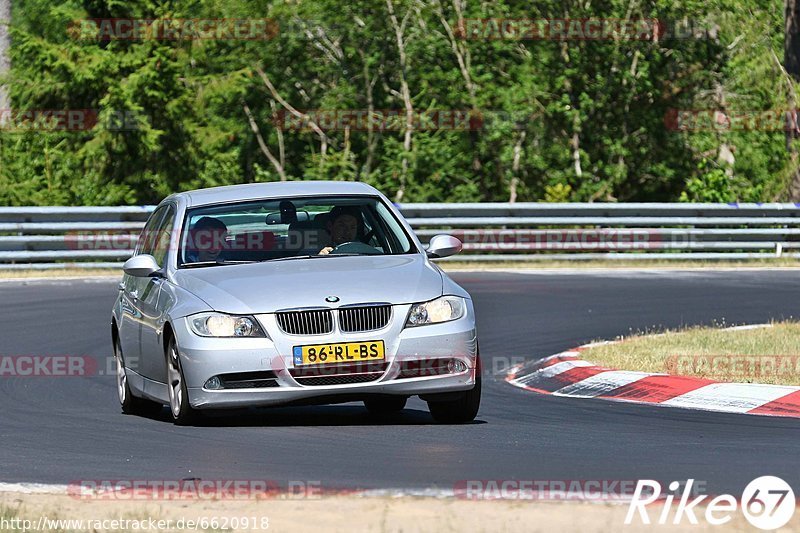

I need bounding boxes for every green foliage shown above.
[0,0,793,205]
[680,165,737,202]
[544,183,573,203]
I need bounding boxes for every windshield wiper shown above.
[181,259,256,268]
[265,255,317,262]
[265,253,364,262]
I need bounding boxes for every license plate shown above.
[293,340,385,366]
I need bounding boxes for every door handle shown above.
[130,290,139,301]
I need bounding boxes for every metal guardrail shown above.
[1,203,800,268]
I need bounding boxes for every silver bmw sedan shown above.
[112,181,480,425]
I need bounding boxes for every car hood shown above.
[172,255,444,314]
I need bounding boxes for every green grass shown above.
[1,504,18,521]
[580,322,800,385]
[0,269,120,279]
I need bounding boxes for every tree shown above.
[785,0,800,200]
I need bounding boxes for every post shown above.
[0,0,9,112]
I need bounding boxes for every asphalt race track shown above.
[1,270,799,495]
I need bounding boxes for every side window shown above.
[151,206,176,267]
[135,206,167,256]
[373,202,411,253]
[362,209,385,251]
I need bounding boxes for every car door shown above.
[118,205,167,376]
[137,204,176,383]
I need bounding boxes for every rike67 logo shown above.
[625,476,795,530]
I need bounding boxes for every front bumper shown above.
[173,303,478,409]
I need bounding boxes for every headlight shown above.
[406,296,466,327]
[189,313,266,338]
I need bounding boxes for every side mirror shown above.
[426,234,462,259]
[123,254,162,278]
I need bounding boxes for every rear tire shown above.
[115,336,162,417]
[427,358,481,424]
[364,396,408,415]
[167,338,198,426]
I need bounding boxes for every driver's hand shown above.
[319,247,333,255]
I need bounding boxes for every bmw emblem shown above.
[325,296,340,303]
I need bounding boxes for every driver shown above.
[185,216,228,263]
[319,206,362,255]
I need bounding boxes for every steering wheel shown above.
[330,241,381,255]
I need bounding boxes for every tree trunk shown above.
[785,0,800,199]
[243,103,287,181]
[386,0,414,203]
[0,0,11,113]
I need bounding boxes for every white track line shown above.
[553,371,653,398]
[0,482,69,494]
[513,360,595,387]
[661,383,800,414]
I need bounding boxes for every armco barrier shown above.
[1,203,800,268]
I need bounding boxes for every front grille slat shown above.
[276,309,333,335]
[290,362,389,387]
[276,304,387,335]
[295,374,382,386]
[339,304,391,333]
[217,371,280,389]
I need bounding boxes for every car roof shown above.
[172,181,381,208]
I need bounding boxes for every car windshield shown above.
[178,195,415,267]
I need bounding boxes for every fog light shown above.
[204,376,222,390]
[447,359,468,373]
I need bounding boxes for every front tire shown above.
[427,360,481,424]
[167,338,197,425]
[115,337,162,416]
